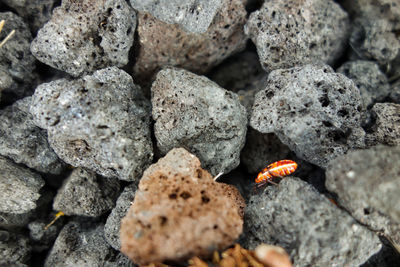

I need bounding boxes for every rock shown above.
[28,219,61,252]
[365,103,400,146]
[0,97,65,174]
[121,148,245,265]
[30,67,153,181]
[31,0,137,77]
[133,0,247,84]
[326,146,400,245]
[0,156,45,228]
[151,68,247,175]
[53,168,120,217]
[104,252,136,267]
[45,221,113,267]
[388,80,400,104]
[242,177,382,266]
[0,230,31,266]
[245,0,349,72]
[0,12,36,100]
[337,60,391,107]
[250,64,366,168]
[105,183,137,250]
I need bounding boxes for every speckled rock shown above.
[250,64,366,168]
[30,67,153,181]
[242,177,382,266]
[152,68,247,175]
[133,0,247,83]
[389,80,400,104]
[326,146,400,245]
[0,156,45,228]
[0,230,31,266]
[366,103,400,146]
[245,0,349,72]
[0,97,65,174]
[28,219,61,252]
[121,148,245,265]
[0,12,36,100]
[337,60,390,107]
[31,0,136,77]
[45,221,113,267]
[53,168,120,217]
[105,183,137,250]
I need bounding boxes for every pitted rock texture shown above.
[31,0,136,77]
[133,0,247,83]
[245,0,349,72]
[121,148,245,265]
[0,97,64,174]
[105,183,137,250]
[250,64,366,168]
[326,146,400,245]
[337,60,390,107]
[0,12,36,100]
[45,221,113,267]
[53,168,120,217]
[152,68,247,175]
[30,67,153,181]
[0,156,45,228]
[243,178,382,266]
[366,103,400,146]
[0,230,31,266]
[130,0,223,34]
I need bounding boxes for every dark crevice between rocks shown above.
[361,236,400,267]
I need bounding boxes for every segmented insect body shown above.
[255,160,297,186]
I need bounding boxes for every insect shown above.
[255,160,298,187]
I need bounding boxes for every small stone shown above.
[326,146,400,245]
[151,67,247,175]
[242,178,382,266]
[30,67,153,181]
[245,0,349,72]
[121,148,245,265]
[31,0,137,77]
[250,64,366,168]
[0,97,65,174]
[366,103,400,146]
[105,183,137,250]
[53,168,120,217]
[388,80,400,104]
[28,220,61,252]
[0,230,31,266]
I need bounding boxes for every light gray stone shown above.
[0,230,31,266]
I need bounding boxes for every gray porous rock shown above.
[366,103,400,146]
[151,68,247,176]
[326,146,400,245]
[0,230,31,266]
[30,67,153,181]
[0,156,45,228]
[130,0,223,34]
[31,0,136,77]
[104,252,137,267]
[0,97,65,174]
[45,221,113,267]
[0,12,36,99]
[245,0,349,72]
[250,64,366,168]
[133,0,247,83]
[337,60,391,107]
[242,177,382,266]
[389,80,400,104]
[53,168,120,217]
[104,183,137,250]
[28,220,61,252]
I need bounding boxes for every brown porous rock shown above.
[120,148,245,265]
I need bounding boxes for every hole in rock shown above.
[180,192,191,199]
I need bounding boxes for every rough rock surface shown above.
[28,220,61,252]
[389,80,400,104]
[337,60,391,107]
[0,156,45,228]
[152,68,247,175]
[30,67,153,181]
[133,0,247,83]
[45,221,113,267]
[121,148,245,265]
[105,183,137,250]
[0,230,31,266]
[245,0,349,72]
[250,64,366,168]
[242,177,382,266]
[53,168,120,217]
[326,146,400,245]
[0,97,64,174]
[31,0,137,77]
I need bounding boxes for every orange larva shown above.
[255,160,298,187]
